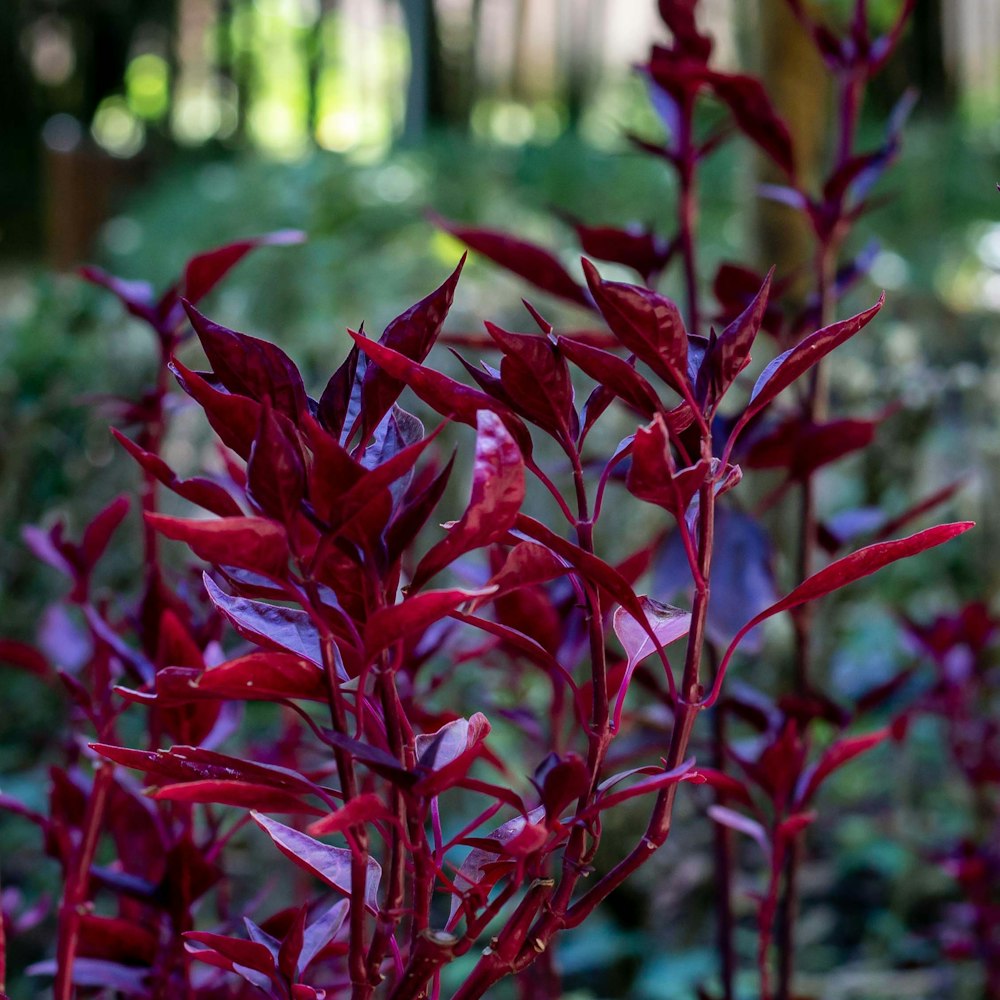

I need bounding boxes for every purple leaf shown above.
[612,597,691,730]
[251,813,382,909]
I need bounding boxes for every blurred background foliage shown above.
[2,1,1000,997]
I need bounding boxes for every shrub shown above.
[0,3,979,999]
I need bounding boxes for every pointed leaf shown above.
[185,301,308,420]
[252,813,382,908]
[359,258,465,437]
[612,597,691,729]
[147,515,289,577]
[196,652,327,702]
[151,780,325,815]
[435,217,591,308]
[583,259,689,390]
[707,522,975,705]
[411,411,525,590]
[184,230,305,305]
[733,296,885,437]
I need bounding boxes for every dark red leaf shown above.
[709,72,795,177]
[184,230,305,305]
[730,296,884,441]
[80,495,130,570]
[564,216,674,282]
[151,780,325,814]
[583,259,690,393]
[707,523,975,705]
[557,336,665,418]
[184,932,277,976]
[475,541,567,609]
[196,652,327,702]
[112,429,243,517]
[146,514,290,577]
[306,793,393,836]
[359,258,465,438]
[170,358,262,459]
[350,331,534,458]
[0,640,50,677]
[411,411,525,590]
[697,269,773,408]
[434,216,591,308]
[364,587,492,659]
[91,744,322,796]
[626,413,710,518]
[184,301,308,421]
[247,401,307,523]
[795,728,889,806]
[485,321,578,443]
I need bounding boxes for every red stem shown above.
[53,760,115,1000]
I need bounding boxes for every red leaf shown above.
[184,301,308,421]
[170,358,262,459]
[627,414,711,518]
[568,219,674,282]
[247,401,307,522]
[697,269,773,408]
[746,416,878,479]
[695,767,755,808]
[435,216,591,308]
[364,587,494,659]
[0,640,50,677]
[80,495,130,569]
[513,514,678,682]
[795,728,889,806]
[307,793,393,836]
[583,259,689,392]
[350,331,533,458]
[359,258,465,438]
[91,744,322,796]
[184,932,277,976]
[112,429,243,517]
[78,915,158,964]
[146,514,289,577]
[184,230,305,305]
[709,72,795,177]
[79,267,156,325]
[475,541,567,608]
[586,759,697,815]
[411,411,525,590]
[485,321,578,443]
[730,296,884,441]
[196,652,327,702]
[707,522,975,706]
[557,336,665,419]
[151,780,325,815]
[321,420,443,533]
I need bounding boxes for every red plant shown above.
[0,4,976,1000]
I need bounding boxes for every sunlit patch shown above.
[126,54,171,121]
[870,250,910,290]
[25,16,75,87]
[91,97,145,158]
